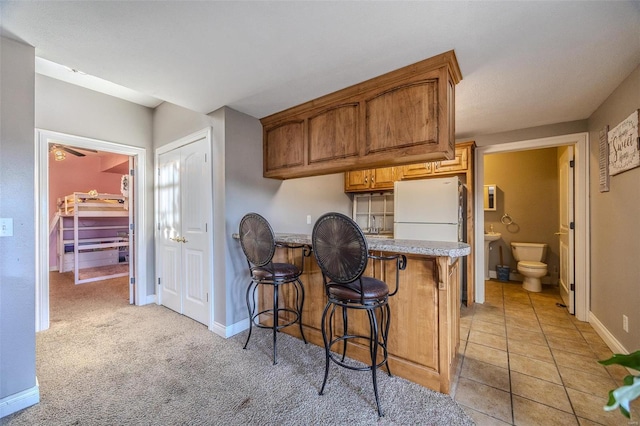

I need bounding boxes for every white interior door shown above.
[179,139,211,325]
[157,135,211,325]
[558,145,575,313]
[158,148,183,314]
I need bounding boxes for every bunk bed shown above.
[57,192,130,284]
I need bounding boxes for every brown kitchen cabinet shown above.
[400,143,470,179]
[261,50,462,179]
[344,166,398,192]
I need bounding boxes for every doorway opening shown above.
[36,129,148,331]
[474,133,590,321]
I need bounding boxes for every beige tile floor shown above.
[453,279,639,426]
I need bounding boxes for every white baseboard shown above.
[0,382,39,419]
[589,311,629,354]
[210,318,249,338]
[143,294,156,305]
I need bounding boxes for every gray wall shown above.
[0,36,37,408]
[221,106,351,326]
[588,64,640,351]
[484,148,560,280]
[36,74,155,296]
[152,104,351,329]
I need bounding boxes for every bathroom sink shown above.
[483,233,502,280]
[484,232,502,242]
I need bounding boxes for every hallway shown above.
[453,280,638,425]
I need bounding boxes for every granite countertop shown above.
[272,233,470,258]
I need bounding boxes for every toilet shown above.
[510,242,548,292]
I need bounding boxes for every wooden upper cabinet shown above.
[365,80,438,155]
[308,103,359,164]
[433,145,469,174]
[344,167,397,192]
[345,142,474,192]
[261,50,462,179]
[401,162,433,180]
[264,120,304,172]
[371,167,396,189]
[344,169,371,192]
[400,143,470,180]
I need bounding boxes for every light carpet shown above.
[3,272,474,425]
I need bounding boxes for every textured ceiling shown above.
[2,1,639,139]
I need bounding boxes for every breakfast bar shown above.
[257,233,470,394]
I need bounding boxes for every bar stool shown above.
[239,212,309,365]
[311,212,406,416]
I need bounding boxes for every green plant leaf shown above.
[623,374,635,386]
[603,376,640,419]
[599,351,640,369]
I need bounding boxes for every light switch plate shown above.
[0,218,14,237]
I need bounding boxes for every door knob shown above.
[170,236,180,242]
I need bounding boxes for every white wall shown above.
[0,36,38,416]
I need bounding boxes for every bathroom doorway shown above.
[474,133,589,321]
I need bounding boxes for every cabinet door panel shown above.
[365,80,438,155]
[265,121,304,172]
[433,147,468,174]
[402,162,432,179]
[371,167,396,189]
[308,104,359,164]
[345,170,371,192]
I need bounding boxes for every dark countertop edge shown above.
[232,233,471,258]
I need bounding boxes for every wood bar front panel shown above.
[260,247,460,393]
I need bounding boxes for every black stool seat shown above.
[328,276,388,302]
[239,213,309,365]
[312,212,406,417]
[252,263,300,280]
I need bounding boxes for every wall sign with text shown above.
[608,109,639,176]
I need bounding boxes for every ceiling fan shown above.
[49,144,98,161]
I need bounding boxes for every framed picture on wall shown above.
[608,109,640,176]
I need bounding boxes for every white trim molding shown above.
[474,133,590,321]
[210,319,249,339]
[0,381,39,418]
[589,312,629,355]
[35,129,148,332]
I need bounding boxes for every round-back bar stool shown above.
[239,213,309,365]
[311,212,406,417]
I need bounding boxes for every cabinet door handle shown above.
[364,176,368,184]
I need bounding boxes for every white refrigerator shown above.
[393,176,466,242]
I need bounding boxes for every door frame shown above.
[474,132,590,321]
[154,127,214,326]
[35,129,148,331]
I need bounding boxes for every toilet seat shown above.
[518,261,546,270]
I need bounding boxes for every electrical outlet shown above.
[306,215,311,225]
[623,315,629,333]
